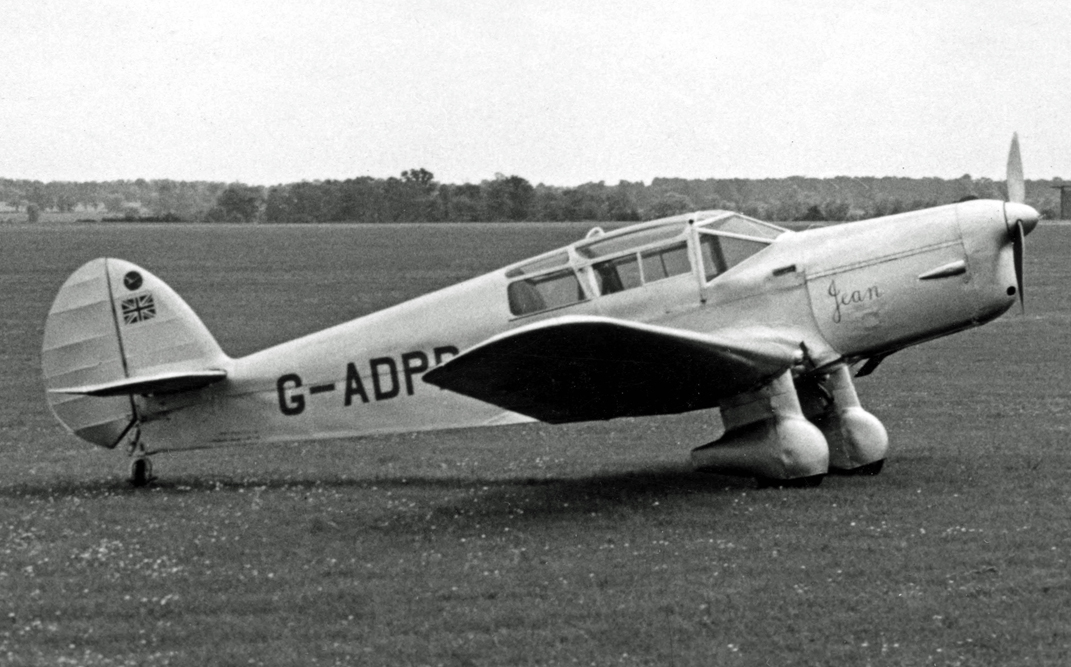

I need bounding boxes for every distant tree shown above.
[441,183,484,222]
[561,187,604,221]
[401,168,435,190]
[332,178,386,222]
[384,177,416,221]
[27,183,53,211]
[742,201,771,220]
[398,168,439,221]
[2,172,1062,226]
[53,186,78,213]
[645,192,693,219]
[872,197,905,217]
[0,184,22,211]
[799,204,825,222]
[207,184,264,222]
[484,175,534,221]
[103,193,126,214]
[532,187,566,221]
[823,200,851,222]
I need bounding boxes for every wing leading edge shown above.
[423,315,802,423]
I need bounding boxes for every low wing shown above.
[423,315,801,423]
[48,369,227,397]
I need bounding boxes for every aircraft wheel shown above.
[755,474,824,490]
[829,460,885,476]
[130,457,154,487]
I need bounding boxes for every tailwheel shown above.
[130,457,155,487]
[755,473,825,490]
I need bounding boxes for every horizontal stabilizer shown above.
[423,315,801,423]
[49,369,227,397]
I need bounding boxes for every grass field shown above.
[2,222,1070,666]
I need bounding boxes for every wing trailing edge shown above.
[423,315,803,423]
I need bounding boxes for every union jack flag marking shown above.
[121,293,156,325]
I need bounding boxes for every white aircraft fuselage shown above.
[125,199,1030,452]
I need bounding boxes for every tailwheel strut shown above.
[125,422,155,487]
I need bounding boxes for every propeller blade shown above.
[1007,132,1025,203]
[1013,218,1025,311]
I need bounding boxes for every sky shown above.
[2,0,1069,186]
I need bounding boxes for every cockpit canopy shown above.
[506,211,789,317]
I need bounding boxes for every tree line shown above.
[1,170,1063,223]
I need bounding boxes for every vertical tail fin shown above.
[42,259,230,448]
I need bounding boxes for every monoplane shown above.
[42,137,1039,486]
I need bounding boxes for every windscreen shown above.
[697,214,786,240]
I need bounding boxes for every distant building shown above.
[1053,184,1071,220]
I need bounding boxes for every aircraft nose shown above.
[1005,202,1039,236]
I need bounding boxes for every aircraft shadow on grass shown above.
[0,465,753,507]
[0,465,896,538]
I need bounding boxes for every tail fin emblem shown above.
[123,271,143,291]
[121,293,156,324]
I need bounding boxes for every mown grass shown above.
[2,222,1070,666]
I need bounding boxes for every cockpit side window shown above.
[508,269,585,316]
[700,234,770,281]
[505,251,570,278]
[592,240,691,295]
[640,242,690,283]
[721,236,770,268]
[593,255,642,295]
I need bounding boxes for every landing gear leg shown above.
[797,363,888,474]
[691,370,830,487]
[125,424,155,487]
